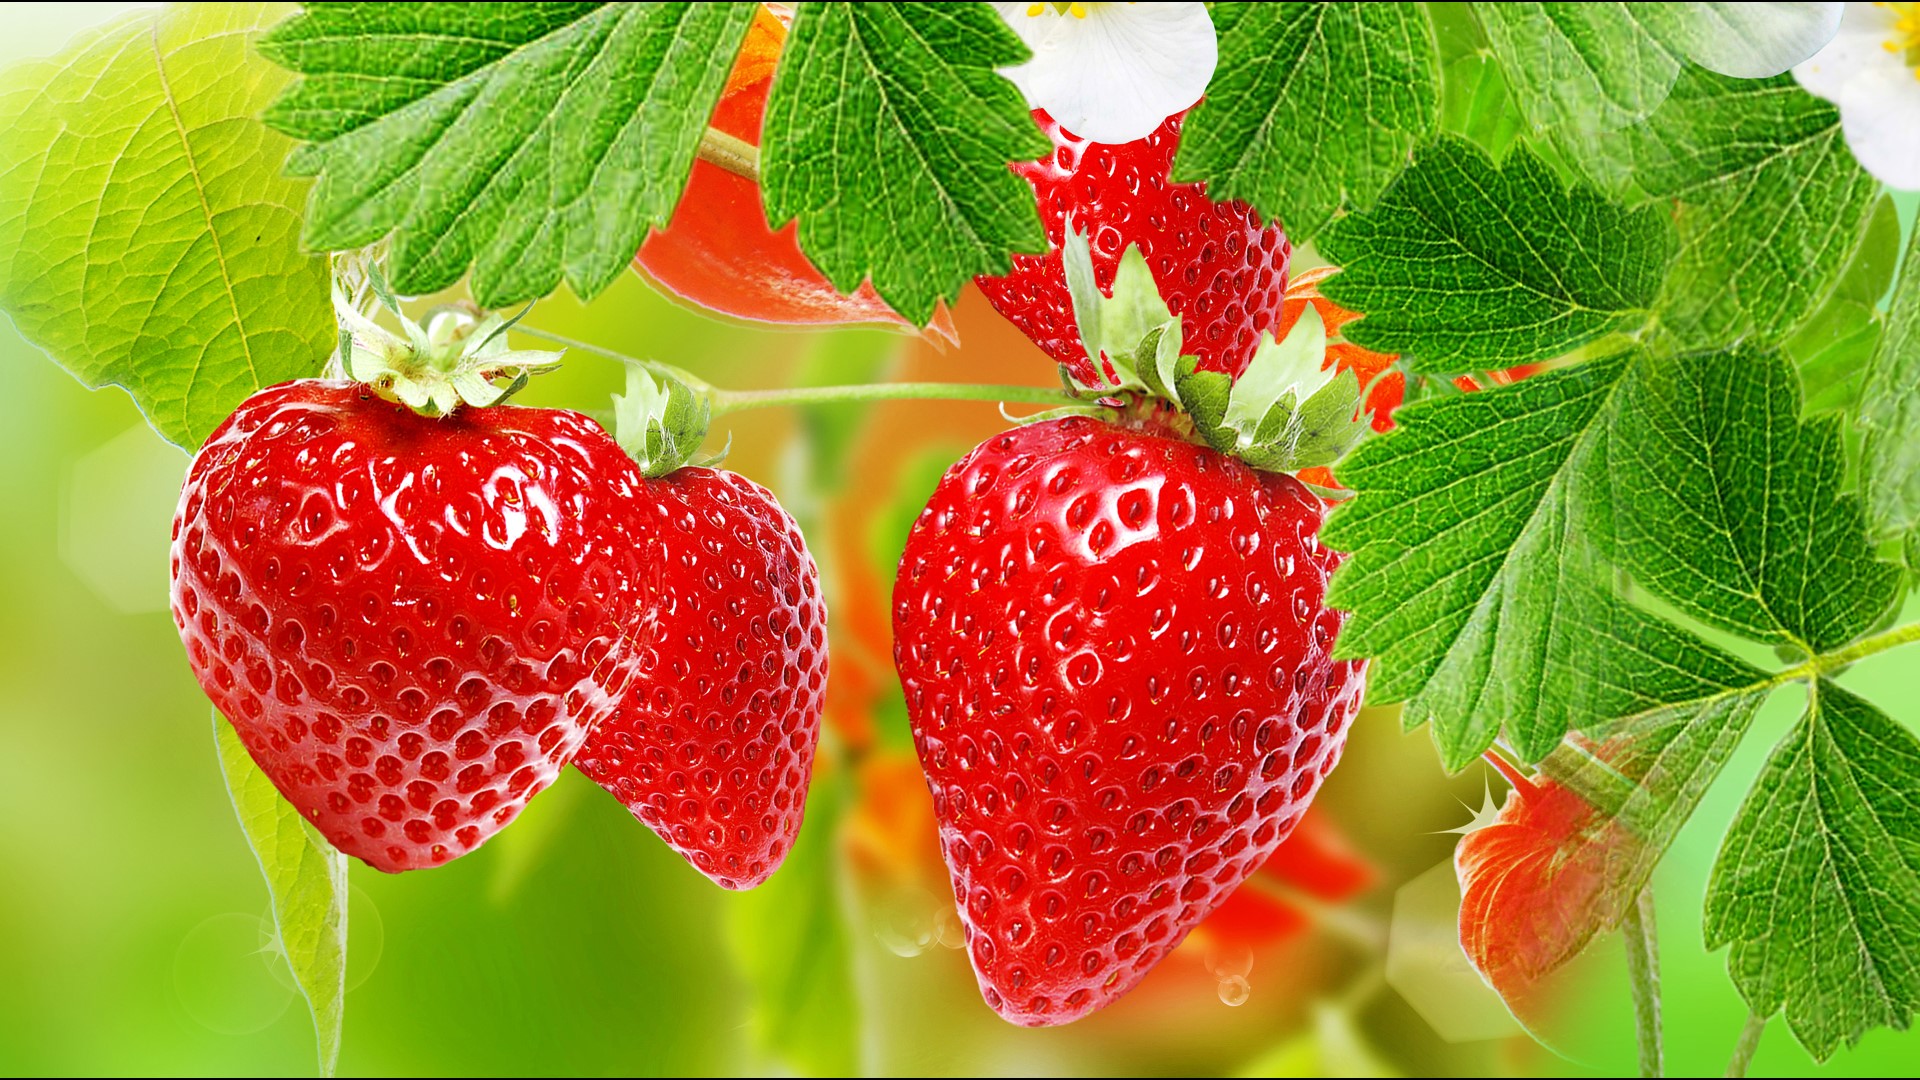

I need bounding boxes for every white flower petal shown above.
[994,2,1217,144]
[1679,2,1844,78]
[1835,66,1920,188]
[1793,2,1901,99]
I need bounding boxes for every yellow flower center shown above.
[1882,2,1920,79]
[1027,2,1094,18]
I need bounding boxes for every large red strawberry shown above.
[572,467,828,889]
[973,109,1291,386]
[171,380,647,872]
[892,415,1365,1025]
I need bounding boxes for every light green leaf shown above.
[1318,138,1674,374]
[1831,194,1904,310]
[1608,346,1899,654]
[1172,2,1438,243]
[1706,680,1920,1062]
[1786,298,1881,417]
[1622,71,1879,348]
[0,2,333,450]
[260,2,756,306]
[723,767,858,1075]
[215,712,348,1077]
[1439,52,1523,159]
[761,2,1048,324]
[1861,212,1920,543]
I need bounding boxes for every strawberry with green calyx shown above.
[172,292,648,872]
[1051,220,1373,475]
[571,363,829,890]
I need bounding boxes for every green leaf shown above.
[1322,357,1632,766]
[0,2,334,450]
[1861,213,1920,544]
[760,2,1048,324]
[1318,138,1674,374]
[1621,71,1879,348]
[1474,3,1688,136]
[260,2,756,306]
[612,364,711,478]
[1706,680,1920,1062]
[1439,52,1523,159]
[1831,195,1905,310]
[215,712,348,1077]
[1172,2,1438,243]
[724,767,858,1075]
[1785,299,1881,417]
[1608,346,1900,654]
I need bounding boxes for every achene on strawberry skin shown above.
[172,381,649,872]
[892,415,1366,1025]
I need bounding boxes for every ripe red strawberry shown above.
[171,380,646,872]
[572,467,828,889]
[892,416,1366,1025]
[974,109,1291,386]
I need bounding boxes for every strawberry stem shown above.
[696,127,760,183]
[1623,887,1664,1078]
[709,382,1074,414]
[1725,1012,1766,1078]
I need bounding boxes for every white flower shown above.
[1795,2,1920,188]
[992,2,1216,144]
[1677,3,1845,79]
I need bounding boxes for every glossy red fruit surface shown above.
[973,109,1291,386]
[573,468,828,889]
[171,381,646,872]
[892,416,1365,1025]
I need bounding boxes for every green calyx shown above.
[611,363,716,478]
[1059,221,1371,473]
[333,277,561,417]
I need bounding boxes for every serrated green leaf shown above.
[1609,346,1899,654]
[1706,680,1920,1062]
[760,2,1048,324]
[1172,2,1438,243]
[724,767,857,1075]
[1474,3,1687,136]
[1861,214,1920,544]
[1322,357,1631,766]
[1621,71,1879,348]
[0,2,333,450]
[260,2,756,306]
[215,712,348,1077]
[1318,138,1674,374]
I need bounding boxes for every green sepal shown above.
[1060,220,1193,400]
[613,364,712,478]
[1177,304,1369,472]
[336,287,561,417]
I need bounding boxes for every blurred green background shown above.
[3,4,1919,1077]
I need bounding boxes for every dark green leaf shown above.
[0,2,333,449]
[1172,2,1438,242]
[1706,681,1920,1062]
[761,2,1048,323]
[216,712,348,1076]
[261,2,756,305]
[1609,346,1900,654]
[1318,138,1674,373]
[1622,71,1879,347]
[1861,213,1920,543]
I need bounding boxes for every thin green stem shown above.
[513,325,713,391]
[1623,886,1663,1078]
[710,382,1071,415]
[1724,1011,1766,1078]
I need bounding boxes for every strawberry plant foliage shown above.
[216,713,348,1077]
[0,1,334,450]
[1611,71,1879,349]
[1707,681,1920,1061]
[1861,214,1920,551]
[760,2,1049,324]
[1316,139,1675,374]
[1172,2,1439,245]
[260,2,757,306]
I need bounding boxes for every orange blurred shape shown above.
[633,5,957,344]
[1187,807,1377,953]
[844,750,944,895]
[1455,746,1641,1028]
